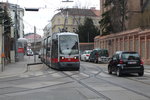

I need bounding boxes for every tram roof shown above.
[56,32,78,36]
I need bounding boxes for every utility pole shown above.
[0,7,5,72]
[1,19,5,71]
[34,26,36,62]
[14,4,18,62]
[62,0,73,32]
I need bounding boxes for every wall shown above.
[0,25,2,64]
[94,28,150,64]
[80,43,94,52]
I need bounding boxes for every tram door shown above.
[51,35,58,68]
[46,36,51,66]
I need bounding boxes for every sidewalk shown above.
[0,55,40,78]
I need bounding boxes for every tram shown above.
[40,32,80,70]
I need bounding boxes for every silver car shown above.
[80,50,92,61]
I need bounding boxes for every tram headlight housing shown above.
[74,56,78,59]
[60,56,65,60]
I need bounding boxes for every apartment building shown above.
[51,8,100,33]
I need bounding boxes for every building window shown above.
[57,19,60,24]
[140,0,143,7]
[73,28,76,32]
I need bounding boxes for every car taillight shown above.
[119,60,124,64]
[140,60,144,65]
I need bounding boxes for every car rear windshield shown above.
[121,52,140,60]
[85,51,92,54]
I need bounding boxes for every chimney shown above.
[90,7,96,10]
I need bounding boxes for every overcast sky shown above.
[1,0,100,36]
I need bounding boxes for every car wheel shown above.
[108,66,112,74]
[94,59,98,63]
[89,59,91,62]
[116,68,122,77]
[84,57,86,62]
[138,72,144,76]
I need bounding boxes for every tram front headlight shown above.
[74,56,78,59]
[60,56,65,60]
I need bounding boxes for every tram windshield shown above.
[59,35,79,55]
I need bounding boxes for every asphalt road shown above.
[0,59,150,100]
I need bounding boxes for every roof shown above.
[55,32,78,36]
[56,8,100,17]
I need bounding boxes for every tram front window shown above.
[59,35,79,55]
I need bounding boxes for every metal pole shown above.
[14,4,18,62]
[1,19,4,72]
[34,26,36,62]
[62,0,73,31]
[63,9,68,31]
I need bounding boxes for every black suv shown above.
[108,51,144,76]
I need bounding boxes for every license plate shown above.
[128,62,136,64]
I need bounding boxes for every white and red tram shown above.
[41,32,80,70]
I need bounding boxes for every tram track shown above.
[0,81,74,95]
[62,71,111,100]
[1,62,150,99]
[92,63,150,99]
[0,63,79,83]
[58,62,111,100]
[79,62,150,99]
[0,64,81,95]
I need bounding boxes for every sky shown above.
[1,0,100,36]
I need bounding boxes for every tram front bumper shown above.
[58,62,80,70]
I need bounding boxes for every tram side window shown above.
[47,37,51,57]
[52,39,58,58]
[44,39,47,57]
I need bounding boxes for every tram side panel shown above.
[46,36,51,67]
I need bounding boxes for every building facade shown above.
[9,3,24,38]
[95,0,150,64]
[100,0,150,30]
[43,23,52,37]
[95,28,150,64]
[51,8,100,33]
[0,2,24,63]
[24,33,42,53]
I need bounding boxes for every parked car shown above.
[26,49,33,56]
[108,51,144,77]
[89,48,109,63]
[80,50,92,61]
